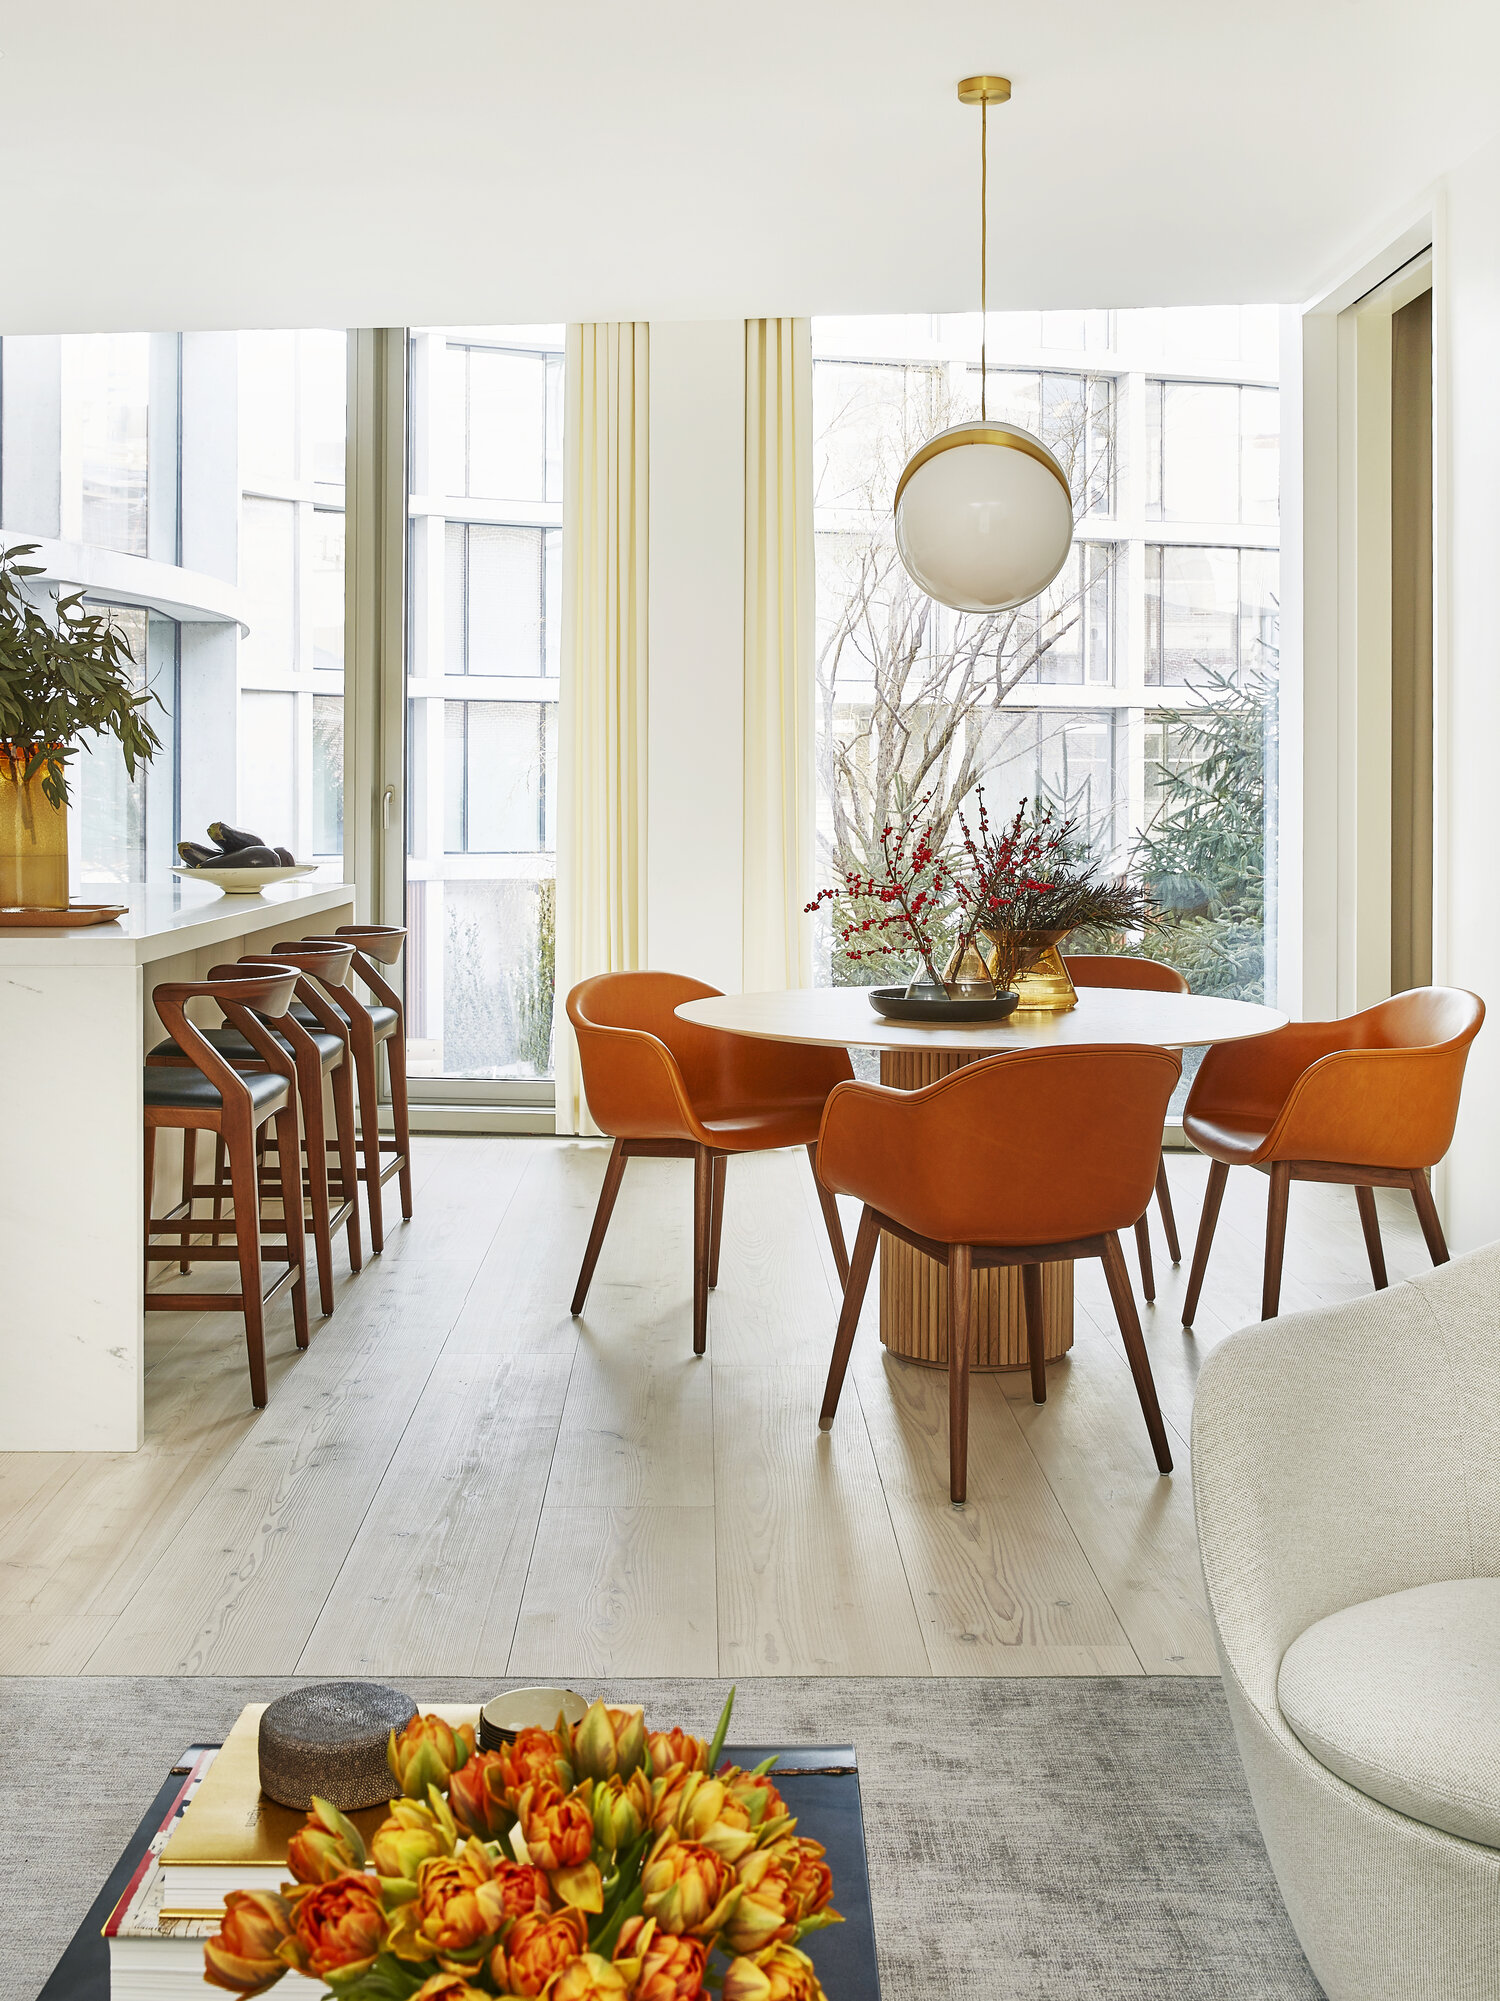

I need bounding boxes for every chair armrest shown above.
[1186,1020,1351,1126]
[574,1020,705,1142]
[1192,1277,1485,1721]
[1262,1043,1471,1167]
[715,1032,854,1107]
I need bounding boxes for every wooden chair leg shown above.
[948,1243,973,1504]
[224,1114,269,1408]
[212,1134,227,1228]
[1100,1233,1173,1474]
[298,1057,336,1317]
[352,1032,385,1255]
[1134,1212,1156,1303]
[692,1144,713,1356]
[819,1207,880,1429]
[807,1143,851,1287]
[144,1127,158,1234]
[385,1031,414,1221]
[1021,1260,1047,1404]
[331,1052,363,1273]
[1355,1185,1389,1289]
[178,1130,196,1273]
[708,1153,727,1288]
[1155,1153,1182,1263]
[1262,1161,1291,1319]
[571,1139,627,1315]
[1182,1159,1229,1326]
[274,1104,310,1351]
[1409,1170,1451,1266]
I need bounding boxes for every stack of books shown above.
[106,1706,479,1998]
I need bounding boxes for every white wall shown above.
[646,321,746,993]
[1438,132,1500,1251]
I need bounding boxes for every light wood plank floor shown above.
[0,1135,1438,1678]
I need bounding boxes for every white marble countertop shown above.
[0,879,357,967]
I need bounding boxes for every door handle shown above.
[382,784,396,830]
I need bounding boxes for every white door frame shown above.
[1296,216,1437,1025]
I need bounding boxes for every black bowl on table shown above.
[866,986,1020,1023]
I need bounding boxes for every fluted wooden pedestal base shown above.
[877,1048,1074,1370]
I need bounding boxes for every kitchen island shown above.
[0,879,356,1450]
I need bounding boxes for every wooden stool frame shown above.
[289,927,413,1254]
[144,971,310,1407]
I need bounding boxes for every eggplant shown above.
[273,846,296,866]
[214,844,283,868]
[177,839,220,868]
[207,821,266,854]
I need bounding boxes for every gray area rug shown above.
[1,1676,1322,2001]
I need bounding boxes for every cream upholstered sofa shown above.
[1192,1243,1500,2000]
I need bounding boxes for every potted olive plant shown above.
[0,542,162,907]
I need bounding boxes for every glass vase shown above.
[903,961,951,1002]
[942,937,999,999]
[980,927,1078,1011]
[0,759,69,909]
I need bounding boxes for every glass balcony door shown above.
[404,327,563,1093]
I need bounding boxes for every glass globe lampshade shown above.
[893,421,1075,615]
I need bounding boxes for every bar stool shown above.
[282,924,413,1253]
[153,945,365,1318]
[144,970,310,1407]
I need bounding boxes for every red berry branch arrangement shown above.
[805,797,954,992]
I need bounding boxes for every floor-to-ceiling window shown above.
[812,306,1280,1003]
[405,326,562,1084]
[0,329,347,886]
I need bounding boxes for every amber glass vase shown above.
[980,927,1079,1011]
[0,756,69,908]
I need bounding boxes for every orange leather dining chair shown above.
[1181,986,1484,1325]
[567,972,854,1353]
[816,1045,1182,1502]
[1064,953,1187,1302]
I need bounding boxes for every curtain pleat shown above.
[553,322,650,1135]
[742,317,816,990]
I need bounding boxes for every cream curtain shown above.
[742,317,817,991]
[552,322,650,1136]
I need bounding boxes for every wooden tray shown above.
[0,903,127,927]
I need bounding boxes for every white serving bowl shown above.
[171,863,318,896]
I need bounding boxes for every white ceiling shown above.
[3,0,1495,333]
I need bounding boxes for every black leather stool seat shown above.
[143,1065,290,1116]
[291,1000,397,1041]
[151,1024,345,1072]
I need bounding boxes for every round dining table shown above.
[676,983,1287,1372]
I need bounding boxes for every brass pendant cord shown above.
[980,94,988,422]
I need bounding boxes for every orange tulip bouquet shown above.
[203,1693,841,2001]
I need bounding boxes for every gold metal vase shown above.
[980,927,1078,1011]
[0,757,69,909]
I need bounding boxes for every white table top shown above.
[0,878,357,967]
[677,984,1287,1054]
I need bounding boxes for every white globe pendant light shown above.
[893,77,1074,615]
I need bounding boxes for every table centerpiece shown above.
[201,1691,842,2001]
[805,793,1016,1019]
[955,792,1156,1011]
